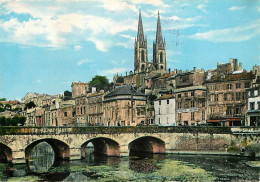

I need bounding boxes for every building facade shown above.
[71,82,89,98]
[206,71,255,126]
[246,85,260,126]
[154,94,176,126]
[175,86,207,126]
[103,85,146,126]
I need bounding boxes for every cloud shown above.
[188,21,260,42]
[229,6,245,11]
[77,59,93,66]
[131,0,170,8]
[120,34,135,40]
[0,1,136,51]
[98,67,127,76]
[74,45,82,51]
[197,4,209,14]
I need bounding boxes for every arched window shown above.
[141,64,145,71]
[160,52,163,63]
[161,66,163,69]
[141,50,145,62]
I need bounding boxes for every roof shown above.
[104,85,145,98]
[206,71,255,83]
[174,85,207,93]
[155,94,175,101]
[0,100,20,105]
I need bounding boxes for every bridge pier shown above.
[12,150,25,164]
[120,144,130,156]
[70,147,82,160]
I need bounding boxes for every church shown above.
[115,10,169,92]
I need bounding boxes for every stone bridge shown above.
[0,126,259,163]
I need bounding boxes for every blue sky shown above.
[0,0,259,100]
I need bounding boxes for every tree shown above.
[148,93,157,105]
[116,76,124,83]
[18,116,26,126]
[4,104,11,110]
[0,98,6,101]
[90,75,109,91]
[25,101,36,110]
[64,90,72,97]
[0,116,6,126]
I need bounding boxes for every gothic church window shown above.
[160,52,163,63]
[141,50,145,62]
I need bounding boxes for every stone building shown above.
[175,86,207,126]
[154,94,176,126]
[75,95,87,125]
[71,82,89,98]
[206,71,255,126]
[175,68,205,88]
[86,92,104,126]
[103,85,146,126]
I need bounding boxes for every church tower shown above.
[134,10,148,73]
[153,11,166,71]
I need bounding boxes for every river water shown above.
[0,142,259,181]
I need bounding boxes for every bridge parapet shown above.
[231,127,260,135]
[0,126,241,135]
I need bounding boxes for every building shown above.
[206,71,255,126]
[154,94,176,126]
[175,68,205,88]
[175,86,207,126]
[86,92,104,126]
[71,82,89,98]
[103,85,146,126]
[75,95,87,124]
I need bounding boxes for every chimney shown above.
[193,67,197,71]
[126,72,127,76]
[168,68,171,73]
[174,69,178,74]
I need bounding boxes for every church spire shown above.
[156,11,163,47]
[137,10,145,47]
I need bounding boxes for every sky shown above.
[0,0,259,101]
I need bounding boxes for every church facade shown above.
[121,10,168,91]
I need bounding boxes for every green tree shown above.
[5,118,12,126]
[0,116,6,126]
[25,101,36,110]
[4,104,11,110]
[18,116,26,126]
[90,75,109,91]
[116,76,124,83]
[12,116,20,126]
[0,98,6,101]
[148,93,157,105]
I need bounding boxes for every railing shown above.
[0,126,259,135]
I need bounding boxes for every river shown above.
[0,142,259,181]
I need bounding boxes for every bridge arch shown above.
[0,142,12,163]
[81,137,120,158]
[128,136,165,155]
[25,138,70,163]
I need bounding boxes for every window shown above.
[167,99,169,104]
[235,106,241,115]
[159,100,161,105]
[227,83,232,90]
[141,50,145,62]
[178,102,182,109]
[215,94,218,102]
[191,100,195,107]
[64,112,67,117]
[185,92,188,97]
[224,93,228,101]
[242,92,246,100]
[202,100,205,107]
[245,82,250,88]
[191,112,195,121]
[178,94,181,98]
[258,102,260,110]
[158,117,161,124]
[231,93,235,100]
[202,111,205,120]
[211,107,214,114]
[202,92,206,97]
[160,52,163,63]
[236,92,241,100]
[250,102,255,110]
[159,108,161,115]
[178,113,182,121]
[226,106,232,116]
[191,91,195,96]
[211,94,214,102]
[236,83,241,88]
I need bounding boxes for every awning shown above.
[227,118,241,121]
[208,119,221,122]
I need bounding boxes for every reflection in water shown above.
[29,142,55,173]
[1,148,259,181]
